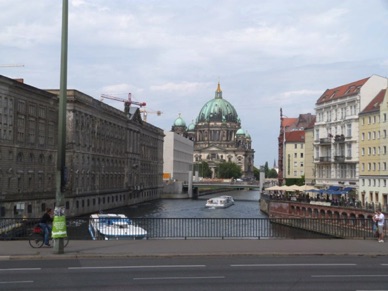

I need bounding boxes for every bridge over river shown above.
[183,182,261,196]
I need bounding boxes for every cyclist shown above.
[39,207,53,247]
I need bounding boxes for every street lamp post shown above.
[53,0,68,254]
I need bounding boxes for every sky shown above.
[1,0,388,168]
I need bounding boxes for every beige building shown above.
[359,88,388,206]
[278,111,315,185]
[163,131,194,182]
[284,130,305,180]
[303,120,316,185]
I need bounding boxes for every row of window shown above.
[361,178,388,188]
[360,113,388,125]
[360,162,388,171]
[316,105,358,123]
[314,124,352,140]
[361,146,387,156]
[361,130,387,140]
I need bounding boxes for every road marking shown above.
[69,265,206,270]
[133,276,225,280]
[0,268,41,271]
[312,275,388,278]
[0,281,34,284]
[231,264,356,267]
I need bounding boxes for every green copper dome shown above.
[173,113,186,127]
[187,121,195,131]
[197,83,239,123]
[236,128,245,135]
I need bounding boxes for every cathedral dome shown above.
[197,82,239,123]
[173,114,186,127]
[236,128,245,135]
[187,121,195,131]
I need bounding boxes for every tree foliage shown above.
[253,166,260,180]
[193,161,212,178]
[216,162,242,179]
[264,162,269,178]
[267,168,278,178]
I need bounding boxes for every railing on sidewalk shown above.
[0,217,382,240]
[263,193,388,213]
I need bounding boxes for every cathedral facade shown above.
[171,83,254,179]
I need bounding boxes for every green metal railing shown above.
[0,217,382,240]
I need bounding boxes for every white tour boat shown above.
[88,213,147,240]
[205,195,235,209]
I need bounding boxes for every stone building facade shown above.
[0,75,164,218]
[0,75,58,218]
[314,75,387,191]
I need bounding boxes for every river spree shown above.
[112,190,263,219]
[73,189,329,239]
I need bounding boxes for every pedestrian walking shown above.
[374,209,385,243]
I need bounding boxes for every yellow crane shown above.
[140,108,163,122]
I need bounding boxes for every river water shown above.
[113,190,263,218]
[71,190,329,239]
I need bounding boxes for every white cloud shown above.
[150,82,211,94]
[1,0,387,166]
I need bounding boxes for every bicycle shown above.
[28,225,69,248]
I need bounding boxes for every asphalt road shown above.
[1,256,388,291]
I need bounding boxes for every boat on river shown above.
[205,196,235,209]
[88,213,147,240]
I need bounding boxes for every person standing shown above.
[375,209,385,243]
[39,208,53,247]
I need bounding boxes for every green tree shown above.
[267,168,278,178]
[193,161,212,178]
[264,162,269,178]
[253,166,260,180]
[217,162,242,179]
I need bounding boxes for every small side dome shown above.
[245,131,251,139]
[236,128,245,136]
[173,113,186,127]
[187,120,195,131]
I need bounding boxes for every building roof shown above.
[282,117,298,129]
[304,115,316,130]
[281,114,315,131]
[360,89,386,115]
[285,130,305,142]
[316,77,369,105]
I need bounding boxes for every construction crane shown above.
[0,64,24,67]
[100,93,146,114]
[140,108,163,122]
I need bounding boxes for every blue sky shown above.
[1,0,387,167]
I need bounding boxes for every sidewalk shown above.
[1,239,387,260]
